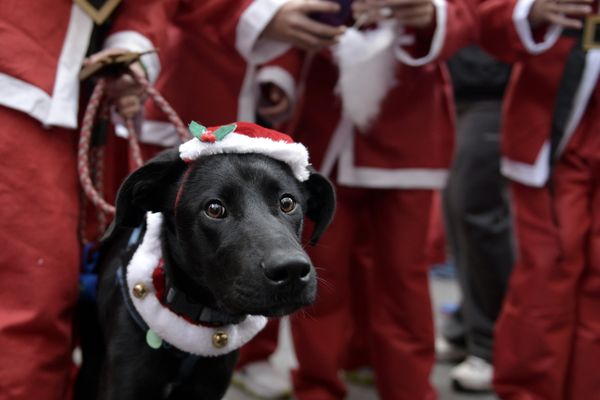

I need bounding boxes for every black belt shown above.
[550,18,600,166]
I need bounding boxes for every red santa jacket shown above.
[259,0,476,189]
[0,0,96,128]
[105,0,294,146]
[479,0,599,186]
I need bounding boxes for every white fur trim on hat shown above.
[126,212,268,357]
[179,132,310,181]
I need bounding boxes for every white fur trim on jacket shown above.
[395,0,447,66]
[126,213,268,357]
[236,0,292,64]
[500,142,550,187]
[557,49,600,154]
[513,0,561,54]
[256,65,297,124]
[104,31,161,83]
[179,132,310,181]
[321,116,448,188]
[337,137,448,188]
[139,120,180,147]
[501,52,600,187]
[334,23,397,131]
[0,4,92,129]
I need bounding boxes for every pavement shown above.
[224,275,499,400]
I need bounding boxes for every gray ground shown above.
[225,276,499,400]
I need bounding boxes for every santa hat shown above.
[179,121,310,181]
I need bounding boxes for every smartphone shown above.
[311,0,353,26]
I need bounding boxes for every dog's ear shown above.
[303,169,336,245]
[104,148,186,239]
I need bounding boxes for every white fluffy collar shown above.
[126,212,268,356]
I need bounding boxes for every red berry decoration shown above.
[200,132,217,143]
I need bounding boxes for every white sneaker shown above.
[231,360,292,399]
[435,336,467,363]
[450,356,493,392]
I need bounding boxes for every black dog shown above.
[77,148,335,400]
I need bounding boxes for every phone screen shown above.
[311,0,353,26]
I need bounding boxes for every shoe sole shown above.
[451,379,493,394]
[230,375,292,400]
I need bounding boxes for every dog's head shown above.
[109,146,335,318]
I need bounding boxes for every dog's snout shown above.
[261,254,311,285]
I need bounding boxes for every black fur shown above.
[76,149,335,400]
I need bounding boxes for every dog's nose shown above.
[261,254,311,285]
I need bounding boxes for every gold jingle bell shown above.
[212,331,228,348]
[132,283,147,299]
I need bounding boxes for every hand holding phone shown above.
[352,0,435,29]
[262,0,347,51]
[311,0,353,26]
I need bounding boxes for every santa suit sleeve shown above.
[395,0,478,66]
[102,0,180,83]
[236,0,295,63]
[256,49,305,103]
[478,0,561,62]
[103,0,293,83]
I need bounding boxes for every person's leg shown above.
[426,191,447,267]
[291,187,362,400]
[237,320,280,368]
[563,126,600,399]
[493,181,581,400]
[344,237,373,371]
[367,189,436,400]
[0,106,80,399]
[233,320,291,399]
[443,100,514,364]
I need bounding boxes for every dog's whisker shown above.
[299,308,316,322]
[316,278,335,293]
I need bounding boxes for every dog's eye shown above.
[280,195,296,213]
[205,201,227,219]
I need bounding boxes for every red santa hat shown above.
[179,121,310,181]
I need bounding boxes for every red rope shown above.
[78,65,190,241]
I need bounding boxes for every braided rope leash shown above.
[78,66,190,238]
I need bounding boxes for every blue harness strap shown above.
[115,226,149,333]
[116,264,149,332]
[80,242,100,303]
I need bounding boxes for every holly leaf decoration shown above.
[213,123,237,141]
[189,121,207,139]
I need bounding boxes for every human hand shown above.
[257,83,292,124]
[84,48,148,119]
[529,0,592,29]
[353,0,435,28]
[262,0,347,51]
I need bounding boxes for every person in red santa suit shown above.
[0,1,341,398]
[85,0,347,230]
[129,0,347,156]
[0,1,157,398]
[477,0,600,398]
[256,0,476,398]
